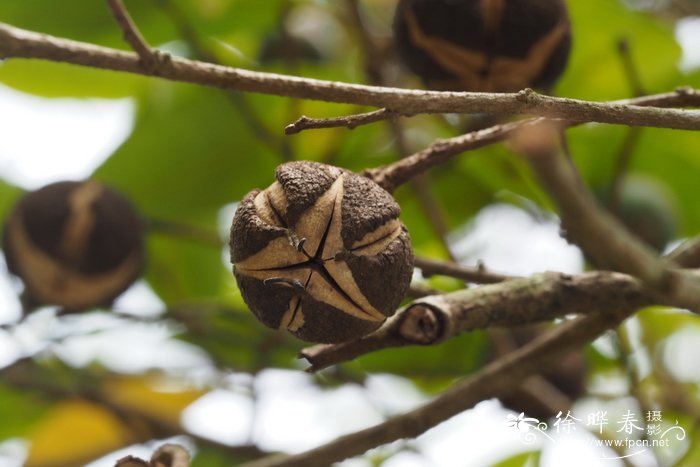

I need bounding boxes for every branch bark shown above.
[300,270,651,372]
[248,313,626,467]
[249,236,700,466]
[105,0,166,70]
[1,23,699,129]
[514,122,700,311]
[285,108,397,135]
[364,88,700,192]
[299,239,700,373]
[414,256,515,284]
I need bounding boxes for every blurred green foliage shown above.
[1,0,700,465]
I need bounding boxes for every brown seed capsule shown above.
[2,181,145,312]
[230,161,414,344]
[393,0,572,92]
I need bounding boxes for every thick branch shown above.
[515,123,700,311]
[255,233,700,466]
[1,23,699,128]
[300,232,700,371]
[250,312,627,467]
[300,270,651,372]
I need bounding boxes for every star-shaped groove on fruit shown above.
[234,174,403,331]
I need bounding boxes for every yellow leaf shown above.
[102,376,205,430]
[25,399,133,467]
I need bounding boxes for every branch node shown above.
[284,108,397,135]
[516,87,537,104]
[106,0,170,74]
[396,304,444,344]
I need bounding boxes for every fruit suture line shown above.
[230,162,413,343]
[235,175,387,323]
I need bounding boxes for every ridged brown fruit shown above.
[2,181,145,312]
[230,161,414,344]
[393,0,572,92]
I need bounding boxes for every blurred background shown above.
[1,0,700,465]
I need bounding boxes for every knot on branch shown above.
[284,116,312,135]
[516,88,537,104]
[396,304,445,344]
[139,49,172,75]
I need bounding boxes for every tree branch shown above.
[299,270,652,372]
[285,108,398,135]
[299,229,700,372]
[249,312,627,467]
[250,234,700,466]
[364,88,700,192]
[414,256,515,284]
[1,23,699,129]
[514,122,700,311]
[105,0,168,70]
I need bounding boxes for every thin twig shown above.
[414,256,515,284]
[341,2,457,260]
[364,87,700,192]
[298,87,700,137]
[364,118,539,192]
[617,38,646,98]
[1,24,699,129]
[390,120,457,259]
[343,0,386,85]
[608,38,646,213]
[105,0,167,70]
[285,108,397,134]
[607,126,643,214]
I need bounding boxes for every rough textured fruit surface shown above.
[230,161,414,344]
[393,0,571,92]
[2,181,145,312]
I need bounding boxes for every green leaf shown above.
[353,331,489,381]
[0,180,23,242]
[0,0,175,97]
[0,383,49,439]
[0,61,148,98]
[145,233,225,302]
[559,0,682,100]
[173,305,301,371]
[638,307,700,344]
[93,83,280,302]
[0,0,176,47]
[94,83,279,219]
[492,450,541,467]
